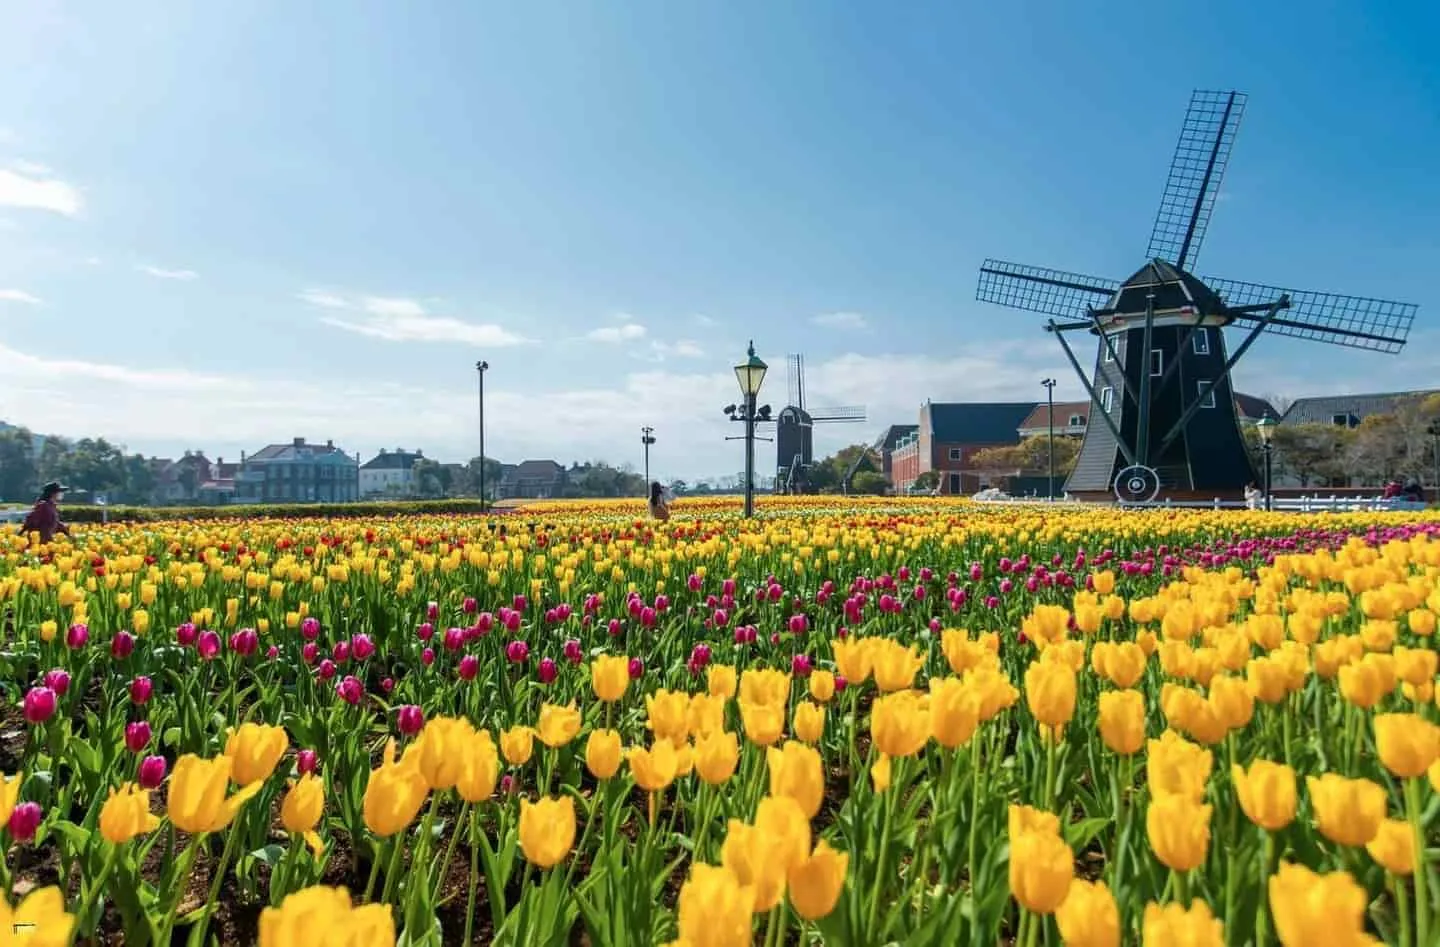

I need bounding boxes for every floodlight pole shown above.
[1042,378,1057,500]
[475,361,489,505]
[1429,420,1440,501]
[1262,441,1273,512]
[641,426,656,487]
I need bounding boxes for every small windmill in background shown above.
[775,353,866,494]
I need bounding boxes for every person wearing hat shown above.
[19,481,72,544]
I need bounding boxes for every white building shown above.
[359,448,425,498]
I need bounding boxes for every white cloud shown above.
[692,314,717,327]
[811,311,869,330]
[299,289,530,347]
[138,265,199,281]
[643,339,704,361]
[0,289,42,305]
[0,166,83,217]
[587,322,648,343]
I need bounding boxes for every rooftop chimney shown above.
[416,449,423,458]
[293,437,305,447]
[326,439,333,448]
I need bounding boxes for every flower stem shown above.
[867,761,896,940]
[1255,831,1275,947]
[380,831,406,905]
[193,824,241,947]
[462,807,480,947]
[156,834,202,946]
[74,842,120,935]
[1405,778,1429,947]
[1396,875,1413,947]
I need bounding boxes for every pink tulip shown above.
[65,623,89,649]
[351,634,375,660]
[8,802,42,843]
[627,657,644,680]
[266,645,280,660]
[421,648,435,666]
[317,658,336,680]
[335,675,363,705]
[380,677,395,694]
[43,669,70,697]
[300,617,321,641]
[296,749,319,775]
[791,654,812,676]
[463,596,478,614]
[538,658,558,684]
[302,643,319,665]
[138,755,167,789]
[396,705,424,735]
[130,676,154,705]
[229,628,259,657]
[332,640,350,663]
[196,631,221,660]
[176,622,198,647]
[22,687,56,725]
[425,601,439,621]
[787,614,808,635]
[458,655,480,680]
[417,622,435,642]
[111,631,135,660]
[444,628,465,652]
[506,640,529,664]
[563,639,583,664]
[125,721,152,753]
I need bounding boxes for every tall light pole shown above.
[1041,378,1057,500]
[1428,418,1440,502]
[641,426,656,488]
[1256,416,1276,511]
[475,360,489,505]
[728,342,769,518]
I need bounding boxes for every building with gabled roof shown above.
[1280,389,1440,428]
[360,448,426,498]
[234,437,360,504]
[497,459,567,499]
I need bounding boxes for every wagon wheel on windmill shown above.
[975,90,1418,504]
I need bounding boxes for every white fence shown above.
[973,495,1430,513]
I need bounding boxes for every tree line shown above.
[0,428,159,504]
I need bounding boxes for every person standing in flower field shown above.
[19,481,72,543]
[648,481,671,521]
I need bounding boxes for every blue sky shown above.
[1,0,1435,480]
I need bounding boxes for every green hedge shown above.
[61,499,496,524]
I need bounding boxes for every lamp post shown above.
[1041,378,1057,500]
[641,426,656,487]
[475,361,489,505]
[1256,416,1276,511]
[728,342,769,518]
[1428,418,1440,502]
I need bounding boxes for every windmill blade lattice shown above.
[1208,277,1417,353]
[976,260,1119,319]
[1146,90,1247,271]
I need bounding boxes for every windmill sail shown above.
[1145,90,1247,271]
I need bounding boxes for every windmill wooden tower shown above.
[775,354,866,493]
[976,90,1418,502]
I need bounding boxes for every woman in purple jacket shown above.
[19,481,71,543]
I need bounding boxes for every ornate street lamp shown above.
[727,342,770,517]
[1255,416,1277,511]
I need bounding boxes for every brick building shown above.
[889,401,1037,495]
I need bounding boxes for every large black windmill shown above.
[976,90,1418,503]
[775,354,867,494]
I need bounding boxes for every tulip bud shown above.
[138,754,167,789]
[8,801,42,843]
[396,705,424,736]
[332,640,350,663]
[563,639,583,664]
[628,657,645,680]
[316,658,336,679]
[196,630,221,660]
[421,648,435,666]
[538,658,558,684]
[300,616,321,640]
[65,623,90,649]
[506,640,530,664]
[296,749,319,775]
[125,721,152,753]
[111,631,136,659]
[351,633,376,660]
[459,655,480,680]
[335,675,363,705]
[23,686,57,725]
[130,675,154,705]
[417,622,435,642]
[302,642,320,665]
[43,668,70,697]
[380,677,395,693]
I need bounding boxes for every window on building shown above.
[948,472,961,494]
[1101,387,1114,413]
[1104,338,1117,362]
[1150,349,1163,377]
[1193,329,1210,355]
[1068,414,1085,428]
[948,448,962,462]
[1197,381,1216,408]
[1332,413,1353,427]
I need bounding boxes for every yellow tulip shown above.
[500,726,535,766]
[1009,804,1061,839]
[280,773,326,854]
[586,729,622,780]
[1373,712,1440,779]
[411,716,476,791]
[1231,760,1296,832]
[0,887,75,947]
[1141,900,1225,946]
[1365,818,1414,876]
[870,640,925,692]
[929,677,982,749]
[536,702,583,749]
[673,863,755,947]
[721,795,810,912]
[688,693,727,738]
[168,754,263,835]
[792,701,825,744]
[457,730,500,803]
[362,740,429,838]
[224,722,289,785]
[0,772,20,827]
[258,885,395,947]
[629,739,679,792]
[1055,879,1120,947]
[871,752,892,792]
[645,689,692,744]
[99,783,162,845]
[1024,660,1076,731]
[808,669,836,703]
[739,668,792,708]
[518,795,576,869]
[767,740,824,819]
[1097,689,1145,756]
[707,664,738,700]
[1008,827,1074,914]
[1306,774,1386,848]
[694,730,740,786]
[1146,731,1212,803]
[1268,862,1380,946]
[832,637,874,684]
[1146,793,1211,873]
[786,839,848,921]
[591,655,630,703]
[870,690,930,758]
[740,699,785,747]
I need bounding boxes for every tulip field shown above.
[3,495,1440,945]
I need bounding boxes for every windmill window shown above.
[1104,340,1116,362]
[1197,381,1216,408]
[1101,387,1114,413]
[948,448,962,462]
[1150,350,1163,377]
[1193,329,1210,355]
